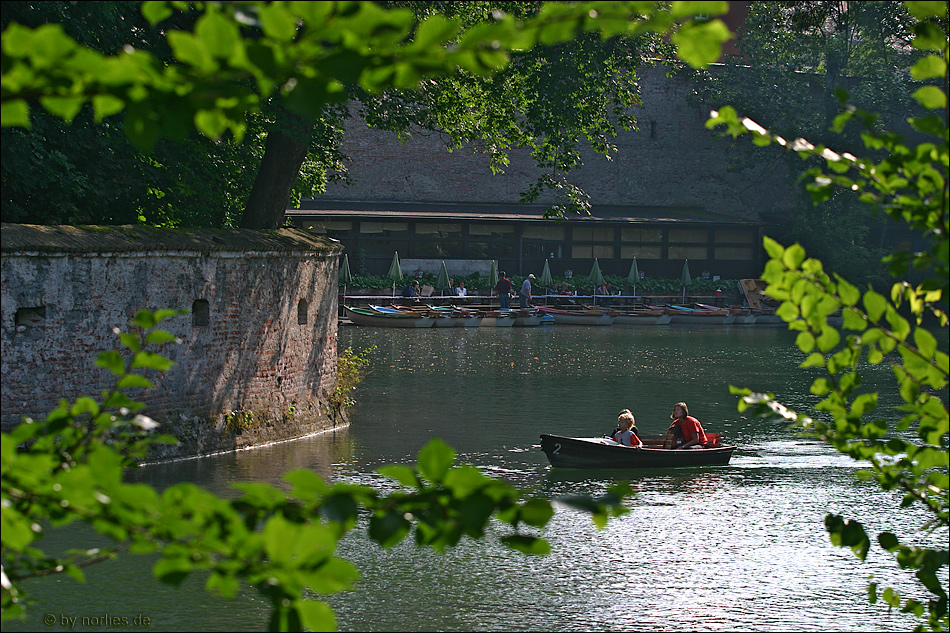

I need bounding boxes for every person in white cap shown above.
[519,274,535,308]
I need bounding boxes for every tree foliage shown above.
[710,2,948,628]
[1,0,731,228]
[692,0,939,288]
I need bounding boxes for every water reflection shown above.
[6,325,939,632]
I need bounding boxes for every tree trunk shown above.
[239,109,314,229]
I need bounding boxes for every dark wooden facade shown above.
[286,199,765,280]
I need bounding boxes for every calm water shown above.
[8,324,942,632]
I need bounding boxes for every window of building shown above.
[522,225,565,240]
[360,222,408,237]
[415,241,464,258]
[470,224,515,238]
[714,247,755,260]
[192,300,210,326]
[416,223,461,238]
[669,228,709,243]
[621,227,663,243]
[668,245,709,260]
[297,299,308,325]
[572,244,615,259]
[620,245,662,259]
[469,241,515,259]
[715,229,754,244]
[572,226,615,242]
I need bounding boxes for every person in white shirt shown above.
[519,274,535,308]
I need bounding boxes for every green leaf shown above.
[39,96,85,123]
[416,438,455,484]
[294,600,337,633]
[910,54,947,81]
[131,351,174,371]
[863,292,887,323]
[672,19,730,69]
[906,1,950,19]
[1,100,32,128]
[116,374,154,389]
[141,1,174,25]
[911,85,947,111]
[501,534,551,555]
[912,21,947,51]
[284,468,329,502]
[368,511,410,548]
[194,10,241,59]
[377,464,419,488]
[259,3,299,41]
[95,350,127,376]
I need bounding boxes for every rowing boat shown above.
[343,305,434,328]
[538,306,614,325]
[539,433,737,469]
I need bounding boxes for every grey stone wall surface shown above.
[323,65,797,221]
[1,224,345,458]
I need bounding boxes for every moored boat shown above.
[479,310,515,327]
[611,307,673,325]
[538,306,614,325]
[661,304,735,325]
[502,308,543,326]
[540,433,737,469]
[344,305,434,328]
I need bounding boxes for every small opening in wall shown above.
[297,299,308,325]
[15,306,46,334]
[650,120,657,139]
[192,299,210,326]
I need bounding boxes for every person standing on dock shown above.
[519,274,535,309]
[495,271,513,309]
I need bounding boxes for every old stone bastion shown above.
[1,223,345,459]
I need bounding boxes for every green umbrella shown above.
[681,259,692,301]
[590,258,605,299]
[488,260,498,305]
[436,260,451,296]
[626,257,639,298]
[387,251,403,297]
[339,253,353,302]
[539,259,553,293]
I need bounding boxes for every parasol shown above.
[387,251,403,297]
[339,253,353,304]
[488,260,498,306]
[539,259,553,298]
[436,261,451,296]
[626,257,639,298]
[681,259,692,301]
[590,258,605,301]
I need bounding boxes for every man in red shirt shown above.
[668,402,707,449]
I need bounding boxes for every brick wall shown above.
[323,65,797,222]
[1,225,345,459]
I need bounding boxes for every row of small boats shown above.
[537,303,782,326]
[343,305,552,328]
[342,303,787,328]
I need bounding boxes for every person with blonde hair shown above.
[612,409,642,448]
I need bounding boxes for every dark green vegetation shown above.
[1,1,946,631]
[0,0,718,229]
[694,0,945,288]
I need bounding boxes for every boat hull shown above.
[539,307,614,325]
[540,434,736,469]
[612,311,672,325]
[344,306,434,328]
